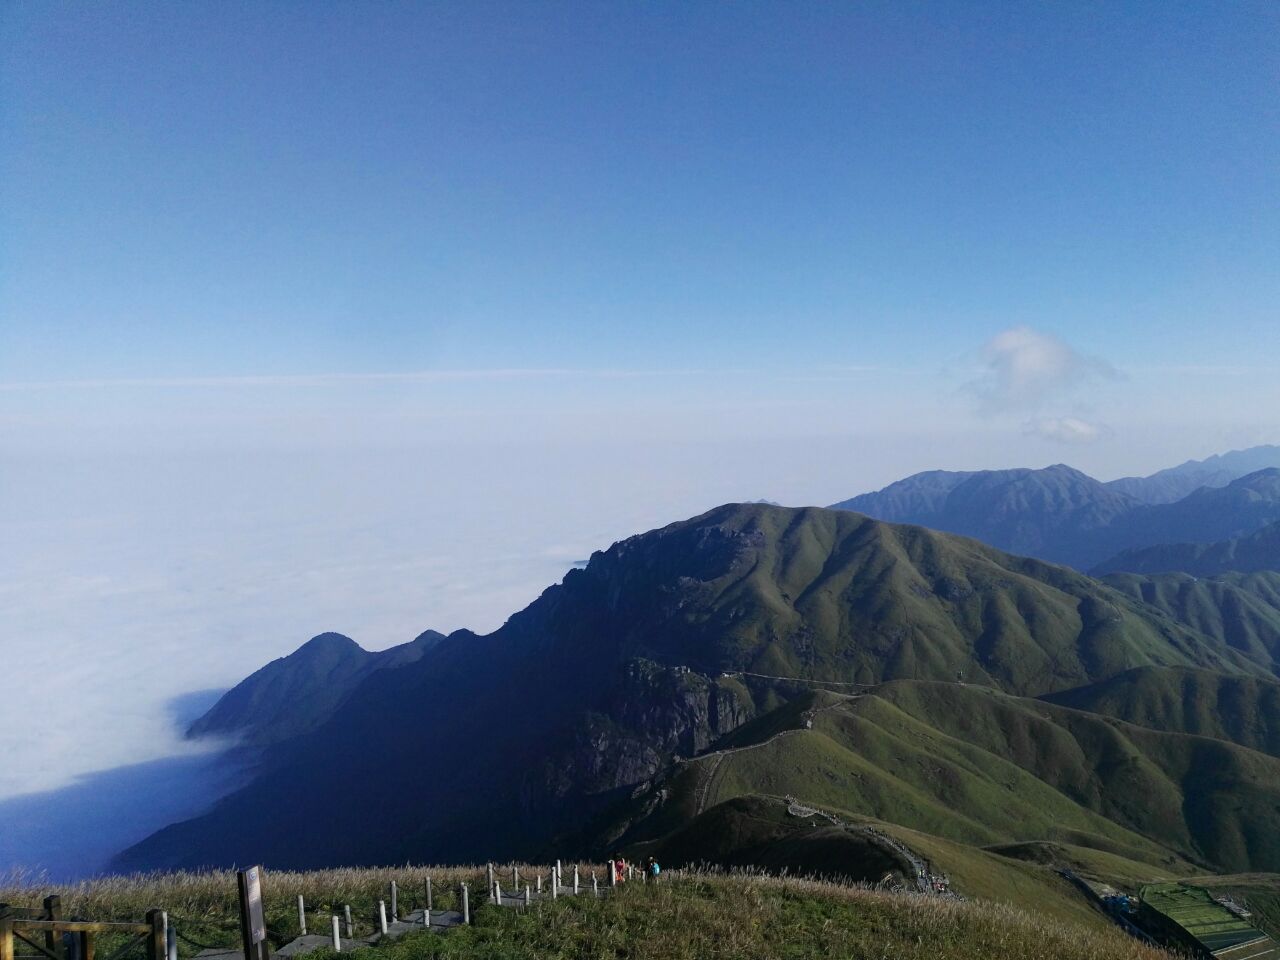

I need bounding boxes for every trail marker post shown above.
[330,916,340,952]
[377,901,387,936]
[573,866,579,895]
[235,867,270,960]
[389,882,397,921]
[343,906,352,940]
[297,896,306,937]
[461,885,470,925]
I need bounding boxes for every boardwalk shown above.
[193,907,465,960]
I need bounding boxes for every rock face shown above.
[543,660,755,799]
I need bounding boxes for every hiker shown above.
[647,857,661,882]
[613,857,627,885]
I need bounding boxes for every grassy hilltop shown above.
[0,868,1171,960]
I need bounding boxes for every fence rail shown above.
[0,900,165,960]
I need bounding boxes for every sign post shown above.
[236,867,270,960]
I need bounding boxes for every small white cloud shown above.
[967,326,1116,412]
[1023,416,1107,444]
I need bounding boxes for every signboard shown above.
[237,867,270,960]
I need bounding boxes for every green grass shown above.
[1185,875,1280,940]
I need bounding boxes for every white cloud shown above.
[1023,416,1108,444]
[967,326,1116,412]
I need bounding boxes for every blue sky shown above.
[4,1,1277,383]
[1,2,1279,870]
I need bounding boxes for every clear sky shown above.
[1,1,1279,870]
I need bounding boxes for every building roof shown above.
[1140,884,1280,958]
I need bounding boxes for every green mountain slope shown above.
[117,503,1276,873]
[616,679,1280,874]
[1101,572,1280,673]
[1041,666,1280,758]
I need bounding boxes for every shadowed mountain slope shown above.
[188,629,446,745]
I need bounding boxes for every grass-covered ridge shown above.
[0,869,1169,960]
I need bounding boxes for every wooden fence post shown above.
[145,910,165,960]
[330,916,340,952]
[1,919,14,960]
[573,866,579,895]
[378,901,388,935]
[486,864,494,899]
[593,873,598,898]
[426,876,433,913]
[43,896,62,960]
[343,905,353,940]
[390,881,398,921]
[297,896,306,937]
[524,885,531,909]
[611,861,617,888]
[494,881,502,906]
[512,865,518,889]
[461,884,470,926]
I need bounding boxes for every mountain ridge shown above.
[121,502,1278,875]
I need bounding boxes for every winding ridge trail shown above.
[688,692,860,816]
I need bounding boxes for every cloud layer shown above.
[968,326,1116,413]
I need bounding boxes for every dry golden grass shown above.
[1,866,1173,960]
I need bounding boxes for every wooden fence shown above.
[0,898,166,960]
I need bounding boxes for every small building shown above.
[1138,883,1280,960]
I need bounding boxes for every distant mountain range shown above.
[830,446,1280,572]
[1107,445,1280,504]
[118,500,1280,880]
[1094,522,1280,577]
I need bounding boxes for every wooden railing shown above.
[0,898,165,960]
